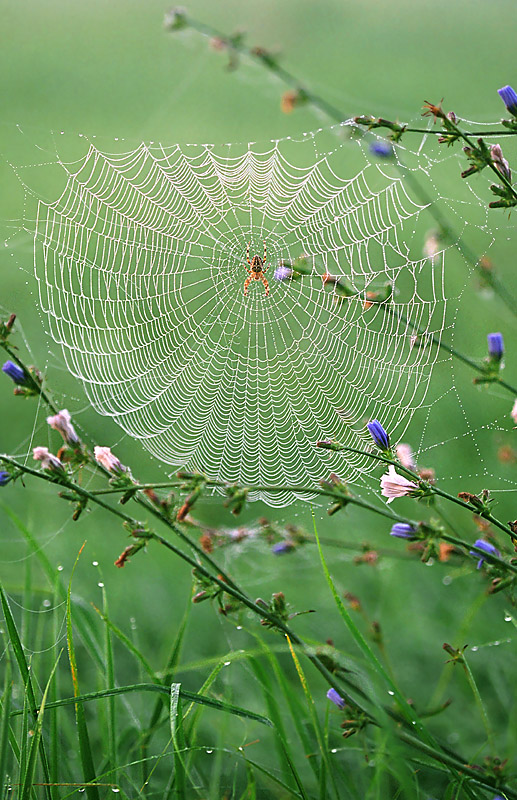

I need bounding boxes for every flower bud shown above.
[47,409,80,445]
[498,85,517,117]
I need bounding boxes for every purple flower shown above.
[272,541,295,555]
[390,523,418,540]
[0,472,10,486]
[326,688,346,709]
[498,85,517,117]
[470,539,500,569]
[487,332,504,361]
[274,265,292,282]
[370,141,393,159]
[367,420,390,451]
[2,361,28,386]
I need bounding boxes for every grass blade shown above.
[10,682,273,727]
[66,544,101,800]
[0,641,12,800]
[0,581,53,800]
[20,653,61,800]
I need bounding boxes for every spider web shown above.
[30,124,453,505]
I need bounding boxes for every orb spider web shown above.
[34,124,447,505]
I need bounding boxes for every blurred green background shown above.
[1,0,517,791]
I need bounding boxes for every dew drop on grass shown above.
[112,789,120,794]
[43,599,51,607]
[224,661,231,666]
[387,690,394,696]
[206,749,213,754]
[442,575,452,585]
[57,565,63,571]
[236,625,242,630]
[92,561,99,567]
[98,582,104,588]
[504,615,512,622]
[331,748,337,753]
[471,646,478,652]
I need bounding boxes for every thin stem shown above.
[382,303,517,397]
[403,127,517,137]
[460,654,495,752]
[1,341,59,415]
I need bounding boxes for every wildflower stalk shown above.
[170,15,517,317]
[176,14,344,122]
[317,441,517,541]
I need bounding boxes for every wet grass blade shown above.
[0,641,12,800]
[66,545,101,800]
[10,683,273,727]
[20,654,60,800]
[0,581,53,800]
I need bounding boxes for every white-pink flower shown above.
[395,443,416,471]
[33,446,63,472]
[46,409,79,444]
[380,465,418,503]
[511,399,517,424]
[94,446,125,474]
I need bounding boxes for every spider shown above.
[244,241,269,297]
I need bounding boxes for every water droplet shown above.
[471,646,478,652]
[111,789,120,794]
[92,561,99,567]
[387,690,394,696]
[78,789,85,794]
[504,615,512,622]
[224,661,231,666]
[238,746,244,752]
[425,558,435,566]
[57,565,64,571]
[331,748,337,753]
[236,625,242,630]
[442,575,452,586]
[206,749,213,754]
[98,582,104,588]
[43,599,51,607]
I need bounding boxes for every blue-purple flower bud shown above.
[487,332,504,361]
[272,541,295,555]
[0,472,10,486]
[274,265,292,282]
[390,523,418,540]
[326,688,346,709]
[2,360,28,385]
[367,420,390,451]
[498,85,517,117]
[370,141,393,159]
[469,538,500,570]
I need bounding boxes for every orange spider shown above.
[244,241,269,296]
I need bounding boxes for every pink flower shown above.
[395,443,416,471]
[94,446,125,474]
[46,409,79,444]
[380,465,418,503]
[33,446,63,472]
[511,399,517,424]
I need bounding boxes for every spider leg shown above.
[261,275,270,296]
[247,241,252,266]
[263,240,267,264]
[244,275,253,296]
